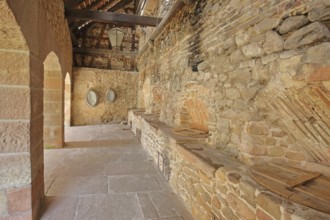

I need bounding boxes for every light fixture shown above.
[108,28,125,50]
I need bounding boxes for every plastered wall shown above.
[72,68,138,125]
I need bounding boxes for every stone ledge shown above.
[128,109,330,220]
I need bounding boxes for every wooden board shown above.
[173,127,209,138]
[251,163,330,214]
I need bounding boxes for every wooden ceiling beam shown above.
[66,9,161,26]
[65,0,84,9]
[74,47,138,56]
[102,0,133,11]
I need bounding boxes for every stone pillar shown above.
[43,53,64,148]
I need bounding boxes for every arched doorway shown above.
[43,52,64,148]
[64,72,71,127]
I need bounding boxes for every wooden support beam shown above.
[74,47,138,56]
[65,0,84,9]
[102,0,133,12]
[66,9,161,27]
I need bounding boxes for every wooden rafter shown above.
[65,0,84,8]
[66,9,161,26]
[74,47,138,57]
[89,24,107,66]
[102,0,133,12]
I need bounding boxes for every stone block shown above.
[0,121,29,153]
[0,26,28,50]
[211,196,221,210]
[0,154,31,189]
[239,180,256,200]
[245,122,269,135]
[235,32,250,47]
[228,69,251,83]
[278,15,309,34]
[242,144,267,156]
[303,42,330,64]
[0,87,30,120]
[0,190,7,215]
[256,208,273,220]
[229,49,246,64]
[7,186,31,214]
[44,77,63,90]
[44,90,62,102]
[221,207,239,220]
[239,86,261,101]
[285,150,306,161]
[256,192,281,219]
[227,172,241,184]
[284,22,330,50]
[308,0,330,21]
[263,31,283,54]
[242,43,264,58]
[225,88,240,100]
[44,102,62,114]
[267,146,285,157]
[261,54,278,65]
[227,193,254,220]
[254,18,281,34]
[0,52,29,86]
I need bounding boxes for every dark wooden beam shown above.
[74,47,138,56]
[66,9,161,27]
[71,0,134,36]
[102,0,133,12]
[65,0,84,9]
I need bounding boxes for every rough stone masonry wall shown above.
[137,0,330,170]
[72,68,138,125]
[129,111,330,220]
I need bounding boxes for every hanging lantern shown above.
[108,27,125,49]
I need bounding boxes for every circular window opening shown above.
[106,89,116,103]
[86,89,99,107]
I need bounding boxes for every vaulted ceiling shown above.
[64,0,161,70]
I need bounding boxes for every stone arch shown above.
[43,52,64,148]
[64,72,72,126]
[0,2,36,220]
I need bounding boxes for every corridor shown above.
[41,125,192,220]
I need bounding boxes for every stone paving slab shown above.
[41,196,78,220]
[75,194,144,220]
[104,162,158,175]
[47,176,108,196]
[108,174,163,193]
[41,125,193,220]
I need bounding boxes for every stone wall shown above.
[137,0,330,169]
[134,0,330,219]
[72,68,138,125]
[129,110,330,220]
[0,0,72,219]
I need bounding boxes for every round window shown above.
[86,89,98,107]
[106,89,116,103]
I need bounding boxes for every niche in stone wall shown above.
[180,98,209,132]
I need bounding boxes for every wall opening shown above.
[180,98,209,132]
[64,72,71,127]
[43,52,64,148]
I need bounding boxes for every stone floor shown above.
[41,124,193,220]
